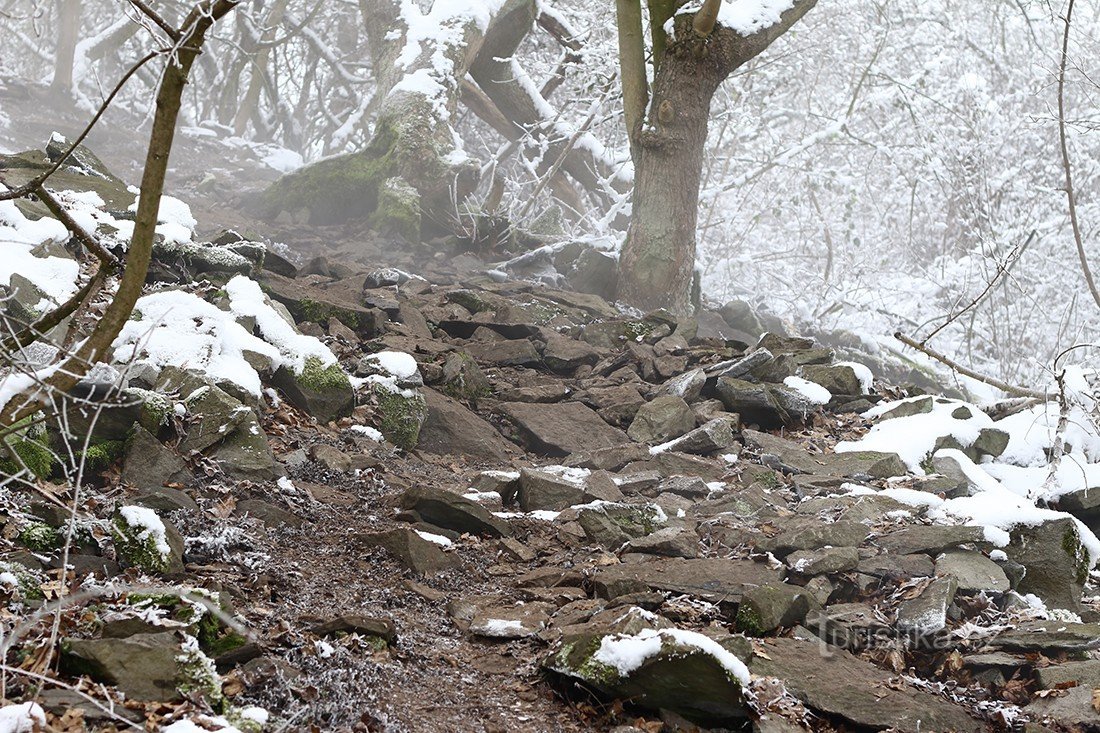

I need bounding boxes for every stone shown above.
[798,364,862,396]
[578,503,667,548]
[179,384,253,454]
[309,444,352,473]
[111,508,185,575]
[1006,517,1089,611]
[715,378,820,428]
[1025,686,1100,729]
[875,525,986,556]
[895,577,957,638]
[1035,660,1100,690]
[750,637,982,732]
[654,417,739,456]
[362,529,458,575]
[545,609,751,725]
[401,486,512,538]
[583,471,627,503]
[372,384,428,451]
[61,633,189,702]
[934,550,1009,592]
[764,519,869,558]
[121,426,191,488]
[707,350,774,380]
[989,621,1100,654]
[272,361,355,424]
[438,352,491,402]
[659,369,706,402]
[805,603,889,651]
[743,430,906,479]
[736,583,816,635]
[469,603,551,639]
[718,300,764,337]
[464,339,541,367]
[786,546,859,576]
[260,272,383,335]
[235,499,303,528]
[517,468,585,512]
[211,412,282,481]
[496,402,629,456]
[418,389,515,462]
[542,333,600,372]
[627,395,697,445]
[655,476,710,500]
[130,487,199,515]
[593,557,782,604]
[856,553,935,581]
[624,526,699,558]
[312,615,397,644]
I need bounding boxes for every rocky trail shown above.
[2,134,1100,733]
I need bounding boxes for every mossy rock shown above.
[0,560,46,600]
[369,177,421,242]
[439,352,491,402]
[110,507,185,575]
[373,383,428,451]
[0,415,54,480]
[272,357,354,424]
[18,522,62,553]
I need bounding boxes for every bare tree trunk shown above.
[51,0,81,95]
[616,1,817,314]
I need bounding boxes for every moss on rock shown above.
[373,383,427,451]
[0,415,54,480]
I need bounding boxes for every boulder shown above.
[271,359,354,424]
[372,384,428,451]
[750,637,983,732]
[1006,518,1089,611]
[496,402,629,456]
[659,369,706,402]
[545,609,751,725]
[593,557,782,604]
[517,468,586,512]
[61,633,212,703]
[736,583,816,635]
[744,430,905,479]
[110,507,185,575]
[627,395,696,444]
[362,529,458,575]
[934,550,1010,592]
[438,352,491,402]
[895,577,956,638]
[875,525,986,556]
[624,526,699,558]
[655,417,739,455]
[418,389,514,462]
[577,502,667,548]
[401,486,512,538]
[469,603,551,639]
[786,546,859,576]
[121,426,191,488]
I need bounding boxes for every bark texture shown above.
[617,1,817,315]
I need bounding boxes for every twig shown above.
[1056,0,1100,310]
[923,231,1034,345]
[127,0,182,41]
[893,331,1047,399]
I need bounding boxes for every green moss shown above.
[447,290,492,314]
[125,388,174,430]
[1063,526,1091,586]
[296,297,360,329]
[369,177,421,242]
[202,630,247,657]
[299,356,352,392]
[0,560,44,600]
[176,638,225,712]
[623,320,657,342]
[374,384,427,451]
[0,416,54,480]
[734,604,766,637]
[111,513,172,574]
[81,440,126,471]
[18,522,62,552]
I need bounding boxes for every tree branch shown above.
[894,331,1047,399]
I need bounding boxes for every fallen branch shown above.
[893,331,1048,399]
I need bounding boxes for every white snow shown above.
[479,618,527,636]
[350,425,385,442]
[591,627,751,685]
[0,702,45,733]
[669,0,797,37]
[838,397,993,473]
[415,530,453,547]
[361,351,419,380]
[783,375,831,404]
[836,361,874,393]
[128,191,196,245]
[118,505,171,557]
[113,276,338,398]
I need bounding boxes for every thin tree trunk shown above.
[51,0,81,95]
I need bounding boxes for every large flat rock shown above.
[418,389,516,462]
[593,557,782,604]
[750,637,983,732]
[495,401,629,457]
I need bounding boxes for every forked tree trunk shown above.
[617,1,817,314]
